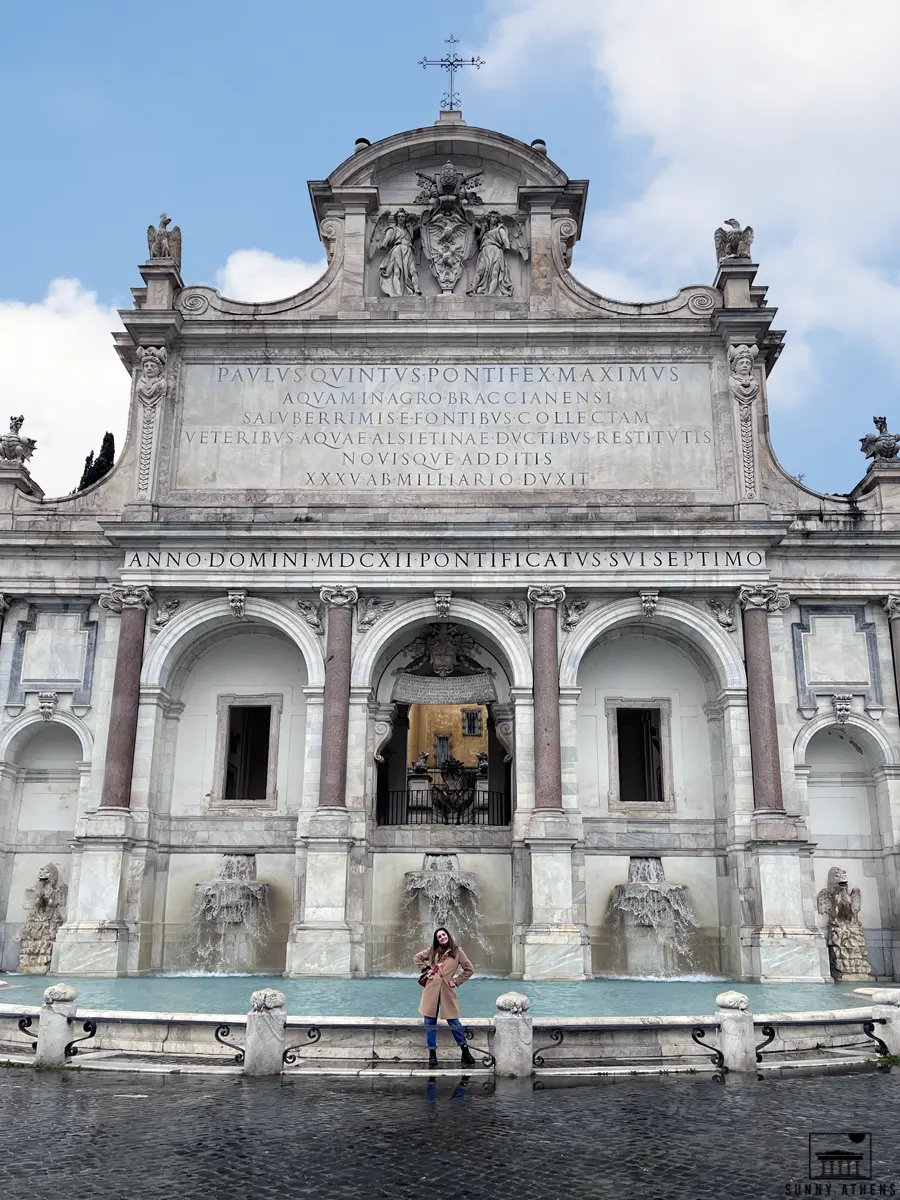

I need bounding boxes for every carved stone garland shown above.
[135,347,168,498]
[728,343,759,501]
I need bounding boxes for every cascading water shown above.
[192,854,271,972]
[403,853,489,952]
[605,856,699,977]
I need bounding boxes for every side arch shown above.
[559,596,747,691]
[351,597,533,690]
[793,712,897,767]
[141,596,326,689]
[0,710,94,762]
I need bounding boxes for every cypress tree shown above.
[76,432,116,490]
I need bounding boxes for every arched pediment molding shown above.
[0,710,93,762]
[793,712,897,768]
[350,597,533,691]
[141,596,326,690]
[559,596,747,692]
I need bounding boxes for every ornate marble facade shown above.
[1,111,899,982]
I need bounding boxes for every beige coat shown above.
[414,945,474,1019]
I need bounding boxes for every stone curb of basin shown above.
[1,986,898,1078]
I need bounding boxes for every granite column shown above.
[528,585,565,810]
[317,585,357,808]
[737,585,789,810]
[98,585,152,809]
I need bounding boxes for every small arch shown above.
[0,709,93,762]
[794,712,897,768]
[351,597,532,691]
[559,596,746,692]
[141,596,326,690]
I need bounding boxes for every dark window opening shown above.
[616,708,663,804]
[224,705,271,800]
[435,735,451,766]
[462,709,483,736]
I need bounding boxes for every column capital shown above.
[320,584,358,609]
[0,593,10,616]
[737,584,789,613]
[882,595,900,621]
[99,584,153,613]
[528,585,566,609]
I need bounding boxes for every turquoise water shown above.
[0,973,868,1017]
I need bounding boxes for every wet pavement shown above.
[1,1066,898,1199]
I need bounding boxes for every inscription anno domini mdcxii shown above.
[175,361,716,491]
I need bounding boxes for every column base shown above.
[522,925,589,980]
[284,923,353,977]
[52,922,131,977]
[741,926,830,982]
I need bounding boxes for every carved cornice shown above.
[99,585,153,613]
[737,585,790,614]
[528,585,566,609]
[320,584,358,609]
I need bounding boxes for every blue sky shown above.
[1,0,897,498]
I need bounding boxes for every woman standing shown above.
[414,928,476,1069]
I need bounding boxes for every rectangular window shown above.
[615,707,664,804]
[462,709,483,737]
[211,693,282,809]
[224,705,271,801]
[435,735,451,765]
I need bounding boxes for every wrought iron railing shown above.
[531,1021,724,1070]
[281,1021,494,1069]
[377,790,510,826]
[755,1016,889,1063]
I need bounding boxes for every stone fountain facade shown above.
[1,112,900,981]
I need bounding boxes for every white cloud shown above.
[481,0,900,405]
[215,249,326,302]
[0,280,127,499]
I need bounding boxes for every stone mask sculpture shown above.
[816,866,872,981]
[18,863,67,974]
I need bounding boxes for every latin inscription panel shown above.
[174,361,718,492]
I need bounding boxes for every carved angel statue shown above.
[368,209,421,297]
[816,866,872,980]
[714,218,754,263]
[468,212,529,297]
[0,415,37,467]
[147,212,182,267]
[860,415,900,463]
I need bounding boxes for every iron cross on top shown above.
[419,34,485,112]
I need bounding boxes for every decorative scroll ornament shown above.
[147,213,182,267]
[832,693,853,724]
[0,415,36,468]
[17,864,67,974]
[561,599,589,632]
[367,209,421,297]
[37,692,58,721]
[135,347,168,497]
[737,585,790,613]
[714,218,754,263]
[882,595,900,621]
[320,585,358,609]
[640,590,659,619]
[357,595,395,631]
[434,591,452,620]
[99,585,153,612]
[816,867,872,981]
[860,416,900,465]
[527,585,566,609]
[228,591,246,619]
[373,707,397,763]
[491,598,528,633]
[728,343,760,501]
[706,598,736,631]
[468,212,528,297]
[151,598,180,633]
[296,598,326,635]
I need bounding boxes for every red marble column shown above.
[528,585,565,810]
[98,585,152,809]
[317,585,357,808]
[738,585,789,811]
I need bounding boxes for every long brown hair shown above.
[431,927,457,960]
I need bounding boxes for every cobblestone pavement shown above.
[2,1067,899,1200]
